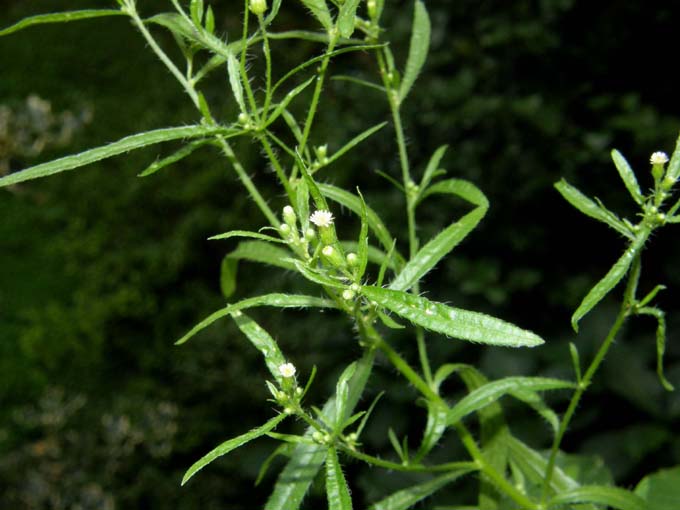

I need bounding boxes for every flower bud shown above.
[346,252,358,266]
[283,205,297,227]
[249,0,267,16]
[342,289,355,301]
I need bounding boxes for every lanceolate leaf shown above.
[0,125,234,188]
[418,145,448,197]
[138,139,212,177]
[611,149,643,204]
[391,180,488,291]
[571,235,645,332]
[323,122,388,168]
[337,0,361,38]
[208,230,286,243]
[446,377,574,426]
[266,353,374,510]
[326,447,353,510]
[369,468,476,510]
[362,286,544,348]
[398,0,431,103]
[182,413,287,485]
[665,132,680,182]
[0,10,124,37]
[265,77,316,128]
[413,401,448,462]
[549,486,648,510]
[227,51,247,112]
[299,0,333,31]
[227,241,296,271]
[231,312,288,382]
[554,179,634,239]
[175,294,337,345]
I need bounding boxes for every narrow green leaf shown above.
[264,0,283,25]
[337,0,361,38]
[266,352,374,510]
[220,256,238,298]
[296,177,311,232]
[446,377,573,426]
[635,466,680,510]
[571,235,645,332]
[569,342,582,383]
[296,152,330,210]
[376,310,405,329]
[326,447,353,510]
[665,132,680,182]
[175,294,337,345]
[182,413,287,485]
[413,401,448,462]
[265,77,316,128]
[293,261,347,289]
[256,443,296,486]
[227,51,247,113]
[390,181,488,291]
[231,312,289,382]
[208,230,286,243]
[0,10,124,36]
[334,363,358,429]
[554,179,634,240]
[319,184,403,264]
[398,0,431,103]
[204,6,215,33]
[299,0,333,31]
[611,149,644,204]
[331,75,386,93]
[636,307,674,391]
[549,485,648,510]
[138,140,212,177]
[510,388,560,433]
[146,13,201,46]
[369,469,475,510]
[418,145,448,198]
[0,125,232,188]
[356,190,370,280]
[362,286,544,348]
[227,241,296,271]
[323,122,388,168]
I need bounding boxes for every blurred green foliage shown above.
[1,0,678,508]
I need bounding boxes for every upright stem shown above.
[541,254,643,499]
[257,14,274,118]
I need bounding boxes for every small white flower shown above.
[650,151,669,165]
[322,245,334,257]
[310,209,334,228]
[279,362,296,378]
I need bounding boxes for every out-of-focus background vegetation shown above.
[1,0,679,508]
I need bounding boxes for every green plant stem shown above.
[298,36,338,159]
[240,0,260,121]
[259,134,295,203]
[371,329,536,509]
[257,14,274,118]
[541,253,644,500]
[127,8,199,108]
[340,445,478,473]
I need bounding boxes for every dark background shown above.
[1,0,679,508]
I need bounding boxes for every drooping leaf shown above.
[266,352,374,510]
[0,9,125,36]
[413,401,448,462]
[299,0,333,31]
[337,0,361,38]
[611,149,644,205]
[636,306,674,391]
[208,230,286,243]
[390,180,488,291]
[138,139,213,177]
[635,466,680,510]
[0,125,234,188]
[362,286,544,348]
[264,0,283,25]
[398,0,431,103]
[369,468,476,510]
[182,413,287,485]
[554,179,634,239]
[571,235,645,332]
[548,485,648,510]
[326,447,353,510]
[446,377,574,426]
[293,261,346,289]
[175,294,337,345]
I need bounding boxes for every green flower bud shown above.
[283,205,297,227]
[249,0,267,16]
[346,252,358,266]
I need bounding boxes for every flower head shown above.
[650,151,669,165]
[279,363,296,378]
[310,209,334,228]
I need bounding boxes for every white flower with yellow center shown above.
[279,363,296,378]
[650,151,669,165]
[310,210,334,228]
